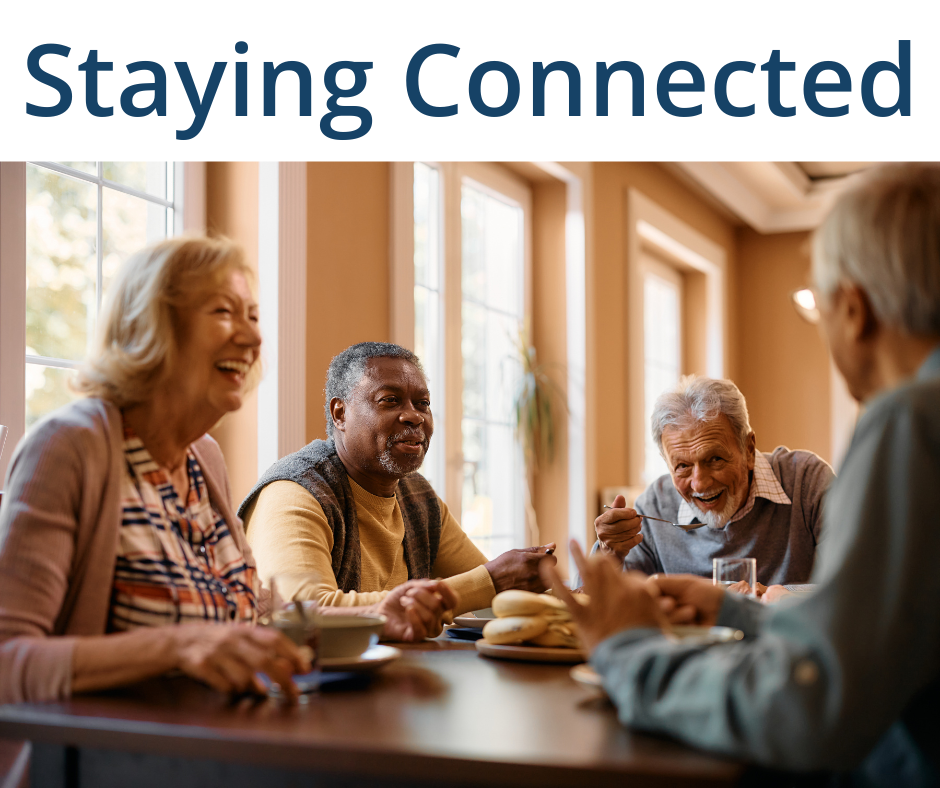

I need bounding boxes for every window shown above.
[394,163,532,557]
[641,253,683,483]
[625,192,727,489]
[24,162,178,428]
[412,162,445,493]
[459,180,527,558]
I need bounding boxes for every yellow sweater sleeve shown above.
[431,498,496,614]
[244,480,388,608]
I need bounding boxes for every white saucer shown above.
[319,644,401,672]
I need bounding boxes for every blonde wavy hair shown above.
[74,235,257,406]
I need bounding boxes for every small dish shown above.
[475,640,587,664]
[319,644,401,672]
[453,608,496,629]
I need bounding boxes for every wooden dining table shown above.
[0,635,745,788]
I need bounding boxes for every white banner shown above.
[0,0,933,160]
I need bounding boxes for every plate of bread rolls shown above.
[474,590,587,664]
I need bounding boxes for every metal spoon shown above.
[603,504,706,532]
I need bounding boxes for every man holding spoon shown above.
[593,376,833,587]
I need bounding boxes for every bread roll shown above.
[529,624,580,649]
[482,615,549,645]
[491,590,569,618]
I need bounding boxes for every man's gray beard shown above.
[378,430,429,476]
[689,488,745,529]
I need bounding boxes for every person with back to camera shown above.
[0,237,453,705]
[544,163,940,786]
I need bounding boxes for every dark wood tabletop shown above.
[0,636,744,788]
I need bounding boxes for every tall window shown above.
[25,162,176,427]
[412,162,444,492]
[642,253,683,483]
[397,163,531,557]
[459,181,526,558]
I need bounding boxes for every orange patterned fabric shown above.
[108,427,258,631]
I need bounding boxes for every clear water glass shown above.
[713,557,758,597]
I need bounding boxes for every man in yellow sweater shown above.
[239,342,555,615]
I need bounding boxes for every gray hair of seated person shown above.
[324,342,426,438]
[813,163,940,336]
[651,375,753,456]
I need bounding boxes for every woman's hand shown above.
[376,579,458,642]
[172,622,311,701]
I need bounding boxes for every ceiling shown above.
[669,162,878,234]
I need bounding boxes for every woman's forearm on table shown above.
[71,628,181,694]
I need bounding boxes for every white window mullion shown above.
[96,162,104,318]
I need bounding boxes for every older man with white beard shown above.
[594,376,834,586]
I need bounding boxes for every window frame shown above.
[640,250,685,484]
[0,162,201,484]
[626,189,728,487]
[390,162,533,549]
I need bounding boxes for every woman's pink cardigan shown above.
[0,398,251,704]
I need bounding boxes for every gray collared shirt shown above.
[592,346,940,783]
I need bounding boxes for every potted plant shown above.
[512,329,568,546]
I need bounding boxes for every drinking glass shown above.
[263,573,321,698]
[712,557,757,597]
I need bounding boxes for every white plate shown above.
[569,627,742,692]
[570,663,603,688]
[319,644,401,672]
[665,625,744,645]
[475,640,587,664]
[452,608,496,629]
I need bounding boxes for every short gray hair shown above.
[324,342,425,438]
[813,163,940,335]
[651,375,752,455]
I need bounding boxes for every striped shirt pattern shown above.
[108,429,258,631]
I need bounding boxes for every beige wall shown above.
[305,163,390,443]
[205,162,259,506]
[734,228,832,461]
[203,161,834,572]
[590,163,738,523]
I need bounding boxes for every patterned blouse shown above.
[108,427,258,631]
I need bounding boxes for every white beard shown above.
[688,487,747,529]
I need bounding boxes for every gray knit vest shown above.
[238,439,442,593]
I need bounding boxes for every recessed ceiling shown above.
[671,162,876,233]
[797,162,879,181]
